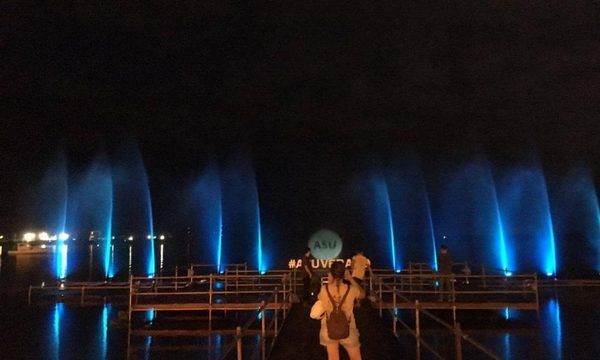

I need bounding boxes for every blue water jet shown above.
[539,175,558,276]
[558,166,600,274]
[255,200,265,273]
[143,179,155,278]
[222,152,266,272]
[425,193,438,271]
[66,156,114,279]
[436,160,507,268]
[36,154,70,280]
[104,192,114,279]
[484,161,512,274]
[249,160,266,273]
[113,144,155,277]
[498,164,557,275]
[193,161,223,271]
[374,174,398,270]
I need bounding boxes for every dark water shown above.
[0,243,599,359]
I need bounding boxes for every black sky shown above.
[2,1,600,232]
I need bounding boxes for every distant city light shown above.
[38,232,50,241]
[128,236,134,241]
[159,235,165,240]
[23,232,36,242]
[58,232,69,241]
[0,235,4,239]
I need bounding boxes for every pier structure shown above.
[127,269,294,359]
[369,263,540,317]
[26,261,600,359]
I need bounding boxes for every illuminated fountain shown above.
[24,147,600,278]
[556,166,600,275]
[112,144,156,277]
[385,156,441,271]
[497,162,557,276]
[222,153,266,272]
[356,170,398,271]
[435,159,512,271]
[191,160,223,271]
[31,153,69,279]
[67,156,114,279]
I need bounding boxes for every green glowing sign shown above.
[308,229,343,259]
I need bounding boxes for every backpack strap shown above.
[325,283,351,310]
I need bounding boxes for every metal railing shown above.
[372,272,539,315]
[217,288,285,360]
[371,273,502,360]
[28,281,129,305]
[127,271,293,359]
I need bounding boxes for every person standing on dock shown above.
[350,249,371,306]
[436,244,454,301]
[318,261,365,360]
[302,247,314,305]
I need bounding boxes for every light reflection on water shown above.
[100,304,109,360]
[0,245,598,359]
[52,303,63,360]
[543,298,562,360]
[503,333,511,360]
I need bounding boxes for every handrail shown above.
[372,273,501,359]
[217,287,284,360]
[127,272,291,360]
[28,281,130,305]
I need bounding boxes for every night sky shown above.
[2,1,600,236]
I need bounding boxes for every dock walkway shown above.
[269,303,411,360]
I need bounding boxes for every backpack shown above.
[324,284,351,340]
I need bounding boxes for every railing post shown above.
[415,300,420,339]
[209,274,213,330]
[175,265,178,291]
[451,274,455,303]
[236,326,242,360]
[454,322,463,360]
[127,275,133,360]
[275,291,279,335]
[534,273,540,316]
[28,286,32,305]
[236,266,239,292]
[453,305,457,325]
[81,286,85,306]
[393,286,397,334]
[292,267,297,302]
[128,275,133,323]
[482,264,487,289]
[379,279,383,317]
[261,300,266,338]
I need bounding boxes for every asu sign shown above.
[308,229,343,260]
